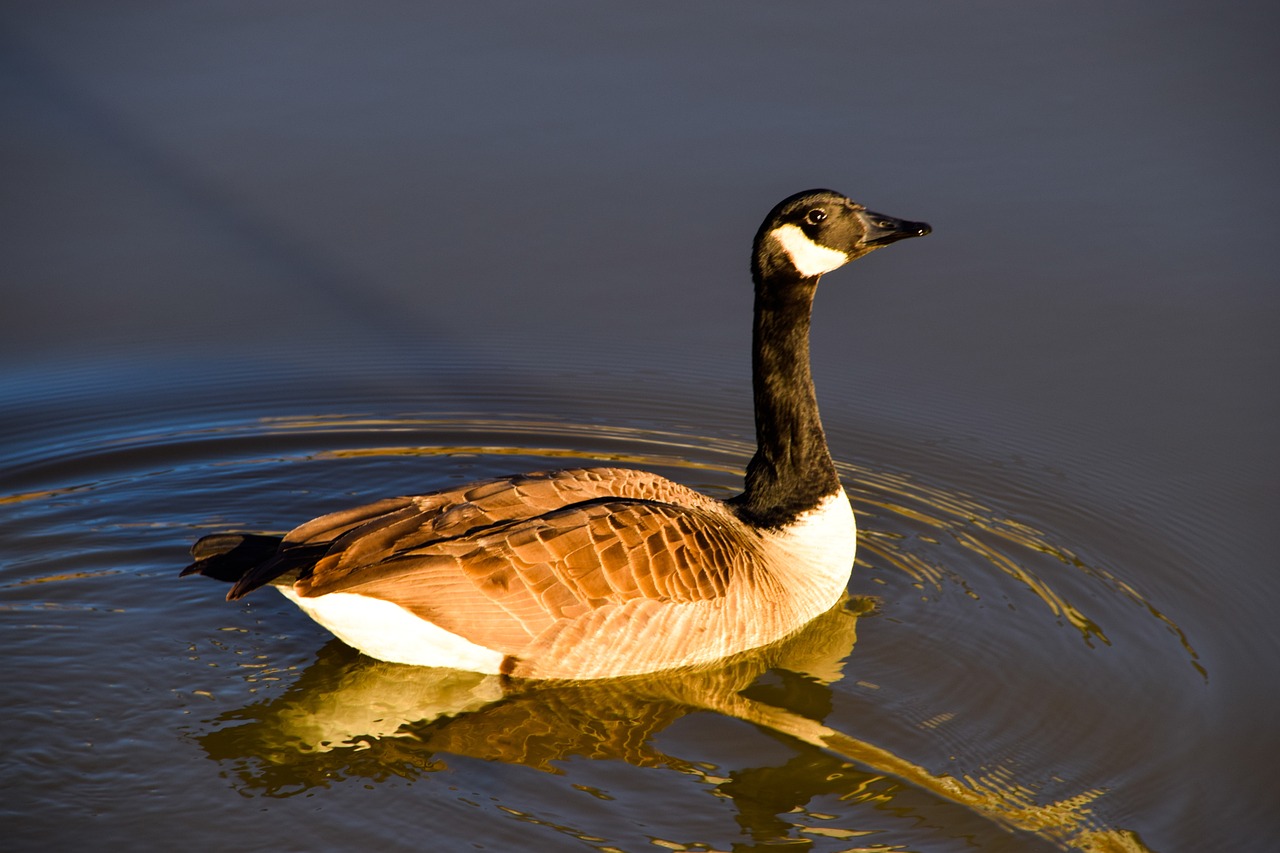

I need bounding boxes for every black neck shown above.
[731,270,840,528]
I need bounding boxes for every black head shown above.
[753,189,931,281]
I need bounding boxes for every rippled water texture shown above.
[3,3,1277,851]
[0,355,1237,852]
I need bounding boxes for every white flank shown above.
[276,587,506,672]
[762,489,858,615]
[769,224,849,277]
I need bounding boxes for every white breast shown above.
[760,489,857,616]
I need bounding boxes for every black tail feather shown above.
[181,533,285,584]
[225,543,329,601]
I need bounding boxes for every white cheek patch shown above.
[770,224,849,277]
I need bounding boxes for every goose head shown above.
[753,189,931,282]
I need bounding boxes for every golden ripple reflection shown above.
[194,600,1150,851]
[170,413,1189,850]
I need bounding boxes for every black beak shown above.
[859,210,932,247]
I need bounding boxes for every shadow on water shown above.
[194,599,1148,852]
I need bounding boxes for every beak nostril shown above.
[858,212,930,246]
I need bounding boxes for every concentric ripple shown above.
[1,404,1194,851]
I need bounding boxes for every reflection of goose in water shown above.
[197,599,1149,852]
[182,190,930,679]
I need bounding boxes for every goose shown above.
[182,189,930,680]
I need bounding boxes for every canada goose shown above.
[182,189,930,679]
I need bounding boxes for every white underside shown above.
[276,586,506,672]
[769,224,850,277]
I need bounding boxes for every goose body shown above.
[183,189,930,679]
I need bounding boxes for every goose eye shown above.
[805,209,827,225]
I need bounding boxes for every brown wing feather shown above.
[287,467,722,550]
[229,467,722,599]
[292,498,763,659]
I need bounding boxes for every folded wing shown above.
[294,497,765,658]
[226,466,727,600]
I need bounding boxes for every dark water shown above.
[3,3,1277,851]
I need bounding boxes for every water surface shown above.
[0,349,1248,851]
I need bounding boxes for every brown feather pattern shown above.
[258,467,827,678]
